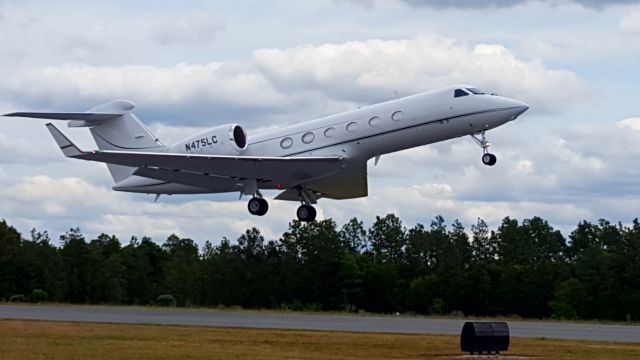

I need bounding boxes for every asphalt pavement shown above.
[0,304,638,343]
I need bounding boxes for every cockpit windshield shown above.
[454,87,493,98]
[454,89,469,98]
[466,88,486,95]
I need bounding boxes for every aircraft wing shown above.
[46,123,345,185]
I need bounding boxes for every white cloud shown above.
[616,117,640,131]
[149,12,227,46]
[620,7,640,34]
[0,174,298,243]
[9,62,283,109]
[415,183,454,198]
[0,130,60,164]
[254,35,590,114]
[0,34,590,128]
[0,176,123,217]
[515,159,534,174]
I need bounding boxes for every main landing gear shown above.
[296,186,317,222]
[471,130,497,166]
[246,188,317,222]
[247,192,268,216]
[296,204,317,222]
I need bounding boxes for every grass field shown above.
[1,319,639,360]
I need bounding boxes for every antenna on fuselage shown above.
[394,90,400,99]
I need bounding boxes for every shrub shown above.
[9,294,27,303]
[549,279,588,320]
[156,294,177,307]
[429,298,446,315]
[31,289,49,303]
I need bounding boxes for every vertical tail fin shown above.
[4,100,167,183]
[85,100,166,182]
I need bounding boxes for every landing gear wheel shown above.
[247,197,268,216]
[296,204,317,222]
[482,153,497,166]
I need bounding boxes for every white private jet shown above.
[4,85,528,222]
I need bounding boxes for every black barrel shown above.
[460,321,510,355]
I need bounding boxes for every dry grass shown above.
[0,319,639,359]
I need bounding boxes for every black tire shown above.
[296,205,317,222]
[248,197,268,216]
[482,153,497,166]
[257,198,268,216]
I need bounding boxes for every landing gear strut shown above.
[471,131,497,166]
[247,191,268,216]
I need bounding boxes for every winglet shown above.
[45,123,84,157]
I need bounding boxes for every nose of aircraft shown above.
[505,98,529,120]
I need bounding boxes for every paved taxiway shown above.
[0,305,638,342]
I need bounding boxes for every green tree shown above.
[569,219,623,319]
[161,234,200,306]
[549,278,589,319]
[14,229,64,301]
[121,236,164,304]
[368,214,405,264]
[619,219,640,320]
[59,228,92,303]
[280,220,345,309]
[470,218,496,262]
[0,220,21,299]
[86,234,125,303]
[339,217,367,253]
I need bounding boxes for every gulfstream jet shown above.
[4,85,528,222]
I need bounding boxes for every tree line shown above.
[1,215,639,321]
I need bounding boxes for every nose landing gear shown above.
[471,131,497,166]
[482,153,497,166]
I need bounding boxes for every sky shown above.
[1,0,640,245]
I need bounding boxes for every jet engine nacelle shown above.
[177,124,248,154]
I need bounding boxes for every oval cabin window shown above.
[346,122,358,132]
[324,127,336,138]
[392,111,405,121]
[369,116,381,127]
[280,137,293,149]
[302,132,315,144]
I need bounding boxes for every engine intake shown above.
[231,124,247,151]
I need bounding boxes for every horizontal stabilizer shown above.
[45,123,83,157]
[3,100,136,127]
[4,112,123,121]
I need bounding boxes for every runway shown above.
[1,304,638,342]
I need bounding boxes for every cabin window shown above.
[302,132,315,144]
[454,89,469,98]
[391,111,405,121]
[280,137,293,149]
[369,116,381,127]
[324,127,336,138]
[346,122,358,132]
